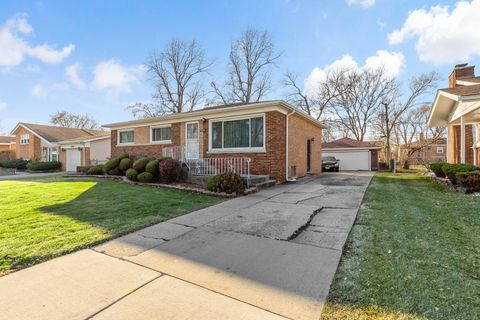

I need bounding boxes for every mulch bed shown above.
[64,174,257,198]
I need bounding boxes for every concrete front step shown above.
[254,179,277,190]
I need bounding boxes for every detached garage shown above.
[322,138,380,171]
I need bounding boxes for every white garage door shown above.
[323,150,370,171]
[66,149,81,172]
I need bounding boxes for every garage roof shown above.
[322,137,381,150]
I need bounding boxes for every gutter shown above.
[285,109,296,182]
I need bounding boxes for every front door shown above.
[307,139,311,173]
[186,122,199,159]
[66,149,81,172]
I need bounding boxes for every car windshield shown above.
[323,156,337,161]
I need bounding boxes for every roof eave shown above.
[103,101,327,129]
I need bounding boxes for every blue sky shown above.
[1,0,479,133]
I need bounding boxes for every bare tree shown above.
[325,67,399,141]
[50,111,100,130]
[128,39,211,118]
[211,27,281,104]
[393,105,445,168]
[283,71,337,120]
[375,72,438,161]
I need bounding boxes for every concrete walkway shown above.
[0,172,373,320]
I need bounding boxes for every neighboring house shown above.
[322,137,380,171]
[10,123,111,171]
[428,63,480,166]
[403,137,447,165]
[0,136,16,152]
[103,100,325,182]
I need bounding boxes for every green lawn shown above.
[322,173,480,320]
[0,176,222,275]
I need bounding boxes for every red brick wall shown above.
[449,66,475,88]
[111,123,182,158]
[287,113,322,177]
[201,111,287,182]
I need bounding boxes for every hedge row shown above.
[27,161,62,171]
[430,162,480,192]
[85,153,181,184]
[0,158,29,169]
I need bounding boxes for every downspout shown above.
[286,109,296,182]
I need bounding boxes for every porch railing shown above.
[161,146,251,177]
[186,157,251,178]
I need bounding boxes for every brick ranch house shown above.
[103,100,325,182]
[428,64,480,165]
[10,123,111,171]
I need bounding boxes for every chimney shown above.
[419,133,425,141]
[449,63,475,88]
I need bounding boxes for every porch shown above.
[445,104,480,166]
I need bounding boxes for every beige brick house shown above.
[10,123,111,171]
[0,136,16,152]
[104,100,325,182]
[428,64,480,165]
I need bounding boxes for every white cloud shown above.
[388,0,480,64]
[0,14,74,71]
[364,50,405,77]
[0,101,7,110]
[304,50,405,95]
[346,0,375,8]
[92,59,143,95]
[304,55,358,95]
[65,62,86,89]
[31,82,69,100]
[31,84,47,99]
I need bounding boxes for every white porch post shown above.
[460,116,466,164]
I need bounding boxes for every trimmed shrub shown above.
[126,168,138,181]
[119,158,133,172]
[108,168,123,176]
[0,158,29,169]
[87,165,104,175]
[145,159,160,177]
[430,162,447,178]
[118,153,130,160]
[103,157,122,173]
[207,175,221,191]
[156,156,172,162]
[77,166,93,174]
[456,171,480,193]
[442,163,478,184]
[132,157,150,172]
[26,161,61,171]
[137,172,153,183]
[208,172,245,194]
[158,159,182,183]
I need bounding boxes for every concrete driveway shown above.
[0,172,373,320]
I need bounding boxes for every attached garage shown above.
[322,138,380,171]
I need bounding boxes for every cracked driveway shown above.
[0,172,373,320]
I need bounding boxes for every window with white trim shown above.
[151,126,171,143]
[211,116,264,150]
[20,134,30,145]
[437,147,444,154]
[118,130,134,144]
